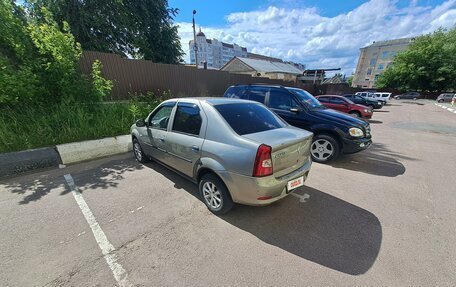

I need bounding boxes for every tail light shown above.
[253,144,273,177]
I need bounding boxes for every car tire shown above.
[438,99,443,103]
[133,138,150,163]
[396,96,401,100]
[310,134,340,164]
[413,97,417,100]
[199,174,234,215]
[368,105,375,110]
[350,111,362,118]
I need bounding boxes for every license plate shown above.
[287,176,304,191]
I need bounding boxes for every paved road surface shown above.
[1,101,455,286]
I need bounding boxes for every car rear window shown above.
[214,103,286,135]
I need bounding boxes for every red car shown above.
[316,95,373,119]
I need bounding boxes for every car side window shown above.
[331,97,346,104]
[269,89,297,110]
[247,87,269,104]
[224,86,244,99]
[318,97,330,103]
[172,104,202,136]
[149,105,174,130]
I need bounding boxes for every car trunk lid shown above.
[242,127,313,178]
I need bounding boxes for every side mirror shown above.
[136,119,146,127]
[290,107,300,113]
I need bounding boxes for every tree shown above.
[0,1,111,105]
[347,75,354,86]
[377,27,456,92]
[27,0,184,64]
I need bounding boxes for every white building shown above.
[189,29,248,69]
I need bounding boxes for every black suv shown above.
[224,85,372,163]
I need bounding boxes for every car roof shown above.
[317,95,343,98]
[161,97,260,106]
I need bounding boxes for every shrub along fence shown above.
[79,51,318,100]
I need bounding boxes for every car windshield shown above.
[343,97,355,104]
[287,88,325,109]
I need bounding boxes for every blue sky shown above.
[170,0,456,74]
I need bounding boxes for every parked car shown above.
[436,93,455,103]
[355,91,386,105]
[316,95,373,119]
[394,92,422,100]
[374,92,392,103]
[131,98,313,214]
[223,85,372,163]
[342,94,383,110]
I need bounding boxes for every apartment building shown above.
[352,37,414,88]
[189,29,248,69]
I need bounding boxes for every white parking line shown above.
[64,174,131,287]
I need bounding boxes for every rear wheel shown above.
[350,111,362,118]
[133,138,150,163]
[199,174,234,215]
[310,134,340,163]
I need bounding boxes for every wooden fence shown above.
[79,51,317,100]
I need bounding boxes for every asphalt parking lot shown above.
[1,100,455,286]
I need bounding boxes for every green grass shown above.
[0,102,155,153]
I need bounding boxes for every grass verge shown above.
[0,102,154,153]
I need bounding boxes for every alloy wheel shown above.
[133,141,142,161]
[311,139,334,161]
[202,182,223,210]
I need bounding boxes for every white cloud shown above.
[177,0,456,75]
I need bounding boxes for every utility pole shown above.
[192,10,198,69]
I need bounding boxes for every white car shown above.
[374,92,392,103]
[355,92,386,105]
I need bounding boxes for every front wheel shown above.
[199,174,234,215]
[368,105,375,110]
[133,138,150,163]
[310,134,340,163]
[350,111,361,118]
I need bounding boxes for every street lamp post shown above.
[192,10,198,69]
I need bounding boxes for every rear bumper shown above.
[218,158,312,206]
[342,137,372,154]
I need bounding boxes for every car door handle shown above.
[191,145,200,152]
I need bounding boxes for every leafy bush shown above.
[91,60,113,101]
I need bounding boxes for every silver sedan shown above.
[131,98,313,214]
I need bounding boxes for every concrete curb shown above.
[434,103,456,114]
[0,135,132,178]
[0,147,62,178]
[56,135,132,165]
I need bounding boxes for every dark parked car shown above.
[342,94,383,110]
[436,93,455,103]
[395,92,422,100]
[316,95,373,119]
[224,85,372,163]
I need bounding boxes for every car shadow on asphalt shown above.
[1,155,143,204]
[329,143,415,177]
[143,161,382,276]
[368,119,383,124]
